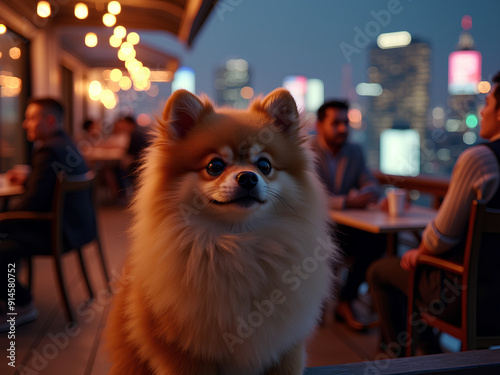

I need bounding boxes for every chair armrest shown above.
[416,254,465,275]
[0,211,53,222]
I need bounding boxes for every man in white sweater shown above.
[367,71,500,357]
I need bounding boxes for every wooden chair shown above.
[406,200,500,356]
[0,171,110,323]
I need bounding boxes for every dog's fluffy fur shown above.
[106,89,338,375]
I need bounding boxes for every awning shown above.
[0,0,218,70]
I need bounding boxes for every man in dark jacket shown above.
[0,98,95,330]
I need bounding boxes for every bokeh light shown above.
[102,13,116,27]
[88,80,102,100]
[9,47,21,59]
[127,32,140,45]
[478,81,491,94]
[114,26,127,39]
[240,86,254,99]
[119,76,132,91]
[37,1,51,18]
[108,1,121,15]
[110,69,123,82]
[0,24,7,34]
[109,35,122,48]
[74,3,88,19]
[461,15,472,31]
[85,33,98,47]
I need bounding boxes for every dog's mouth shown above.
[211,196,265,207]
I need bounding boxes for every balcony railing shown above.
[373,170,450,209]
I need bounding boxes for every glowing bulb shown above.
[240,86,254,99]
[127,32,140,45]
[478,81,491,94]
[110,69,123,82]
[100,89,117,109]
[37,1,51,18]
[9,47,21,59]
[119,76,132,91]
[89,80,102,100]
[114,26,126,39]
[85,33,98,47]
[0,24,6,34]
[74,3,88,19]
[108,1,121,15]
[109,35,122,48]
[102,13,116,27]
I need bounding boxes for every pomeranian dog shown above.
[106,88,338,375]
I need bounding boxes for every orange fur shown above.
[105,89,338,375]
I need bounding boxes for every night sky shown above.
[139,0,500,109]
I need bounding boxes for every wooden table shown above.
[330,204,437,254]
[0,174,24,211]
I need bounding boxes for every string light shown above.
[74,3,88,19]
[108,1,121,15]
[102,13,116,27]
[85,33,98,47]
[9,47,21,59]
[114,26,127,39]
[109,35,122,48]
[0,24,7,34]
[88,80,102,100]
[37,1,51,18]
[127,32,140,45]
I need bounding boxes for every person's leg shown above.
[0,221,52,306]
[334,225,387,329]
[367,256,409,357]
[338,226,387,301]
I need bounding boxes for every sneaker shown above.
[0,302,39,332]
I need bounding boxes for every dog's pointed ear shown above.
[252,88,300,133]
[162,90,213,139]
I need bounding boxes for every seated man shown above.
[367,71,500,357]
[0,98,95,331]
[311,99,386,330]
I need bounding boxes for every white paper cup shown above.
[387,188,406,217]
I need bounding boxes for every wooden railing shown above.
[304,349,500,374]
[372,170,450,209]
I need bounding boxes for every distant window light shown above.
[356,83,382,96]
[377,31,411,49]
[380,129,420,176]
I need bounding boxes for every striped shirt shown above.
[423,144,500,254]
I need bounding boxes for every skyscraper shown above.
[365,34,431,174]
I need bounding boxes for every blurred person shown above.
[113,115,151,193]
[0,98,95,331]
[367,71,500,357]
[311,99,386,330]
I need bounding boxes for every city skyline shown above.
[140,0,500,110]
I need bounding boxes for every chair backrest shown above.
[463,199,500,348]
[51,171,97,255]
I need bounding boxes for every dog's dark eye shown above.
[256,158,272,175]
[206,158,225,176]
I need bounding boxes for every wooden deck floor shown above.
[0,204,382,375]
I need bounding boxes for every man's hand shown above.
[400,243,432,271]
[6,166,31,186]
[345,189,378,209]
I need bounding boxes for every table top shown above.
[0,174,24,198]
[85,146,125,163]
[330,204,437,234]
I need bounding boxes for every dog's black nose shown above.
[236,171,258,190]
